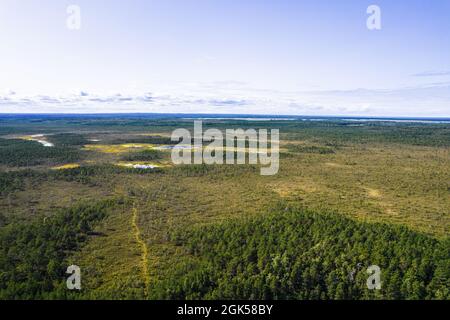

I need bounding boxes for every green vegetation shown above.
[285,144,336,154]
[0,164,164,198]
[282,121,450,147]
[0,198,125,299]
[158,206,449,300]
[109,135,175,145]
[47,133,90,146]
[0,115,448,300]
[0,139,81,167]
[121,149,163,161]
[0,171,29,195]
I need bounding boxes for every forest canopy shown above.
[159,207,449,300]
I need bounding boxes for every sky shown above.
[0,0,449,116]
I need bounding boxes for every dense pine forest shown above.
[0,139,82,167]
[0,198,126,299]
[160,207,449,300]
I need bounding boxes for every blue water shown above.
[0,113,449,123]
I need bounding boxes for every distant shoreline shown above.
[0,113,449,123]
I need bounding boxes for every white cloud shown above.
[0,82,449,117]
[412,71,450,77]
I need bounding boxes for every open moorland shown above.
[0,114,448,299]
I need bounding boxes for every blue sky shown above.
[0,0,449,116]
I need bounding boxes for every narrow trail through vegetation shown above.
[132,205,150,299]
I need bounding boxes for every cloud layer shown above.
[1,82,449,117]
[412,71,450,77]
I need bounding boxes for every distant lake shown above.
[0,113,449,123]
[29,134,54,147]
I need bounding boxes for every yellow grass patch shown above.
[83,144,155,154]
[365,187,382,198]
[324,162,347,168]
[19,135,34,141]
[270,178,320,197]
[52,163,80,170]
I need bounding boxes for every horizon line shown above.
[0,112,450,120]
